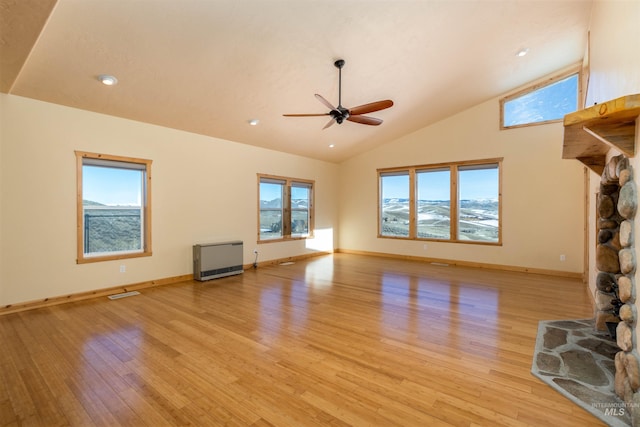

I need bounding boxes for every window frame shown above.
[379,170,411,238]
[416,166,451,240]
[499,65,582,130]
[75,151,152,264]
[378,158,502,245]
[257,174,314,243]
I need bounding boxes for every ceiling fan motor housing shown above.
[331,107,350,124]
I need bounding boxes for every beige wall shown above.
[2,0,637,309]
[0,94,339,306]
[585,0,640,108]
[339,85,586,274]
[583,0,640,334]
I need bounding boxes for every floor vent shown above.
[108,291,141,300]
[431,262,450,267]
[280,261,295,266]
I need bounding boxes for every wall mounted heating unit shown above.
[193,241,244,281]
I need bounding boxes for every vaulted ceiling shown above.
[1,0,593,163]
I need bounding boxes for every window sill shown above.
[378,235,502,246]
[77,251,152,264]
[258,235,313,244]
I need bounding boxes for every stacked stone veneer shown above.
[595,154,640,422]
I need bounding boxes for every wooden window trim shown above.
[75,151,152,264]
[499,64,583,130]
[257,173,315,244]
[450,164,459,241]
[378,158,502,245]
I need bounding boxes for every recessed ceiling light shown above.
[329,144,335,148]
[516,48,529,57]
[248,119,260,126]
[98,74,118,85]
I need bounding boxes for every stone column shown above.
[595,155,624,331]
[601,155,640,425]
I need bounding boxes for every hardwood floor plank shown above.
[0,253,607,426]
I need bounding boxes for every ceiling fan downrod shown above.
[334,59,348,123]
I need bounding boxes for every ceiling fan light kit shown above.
[283,59,393,129]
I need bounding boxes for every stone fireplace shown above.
[594,154,640,419]
[559,93,640,424]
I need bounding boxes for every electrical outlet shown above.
[560,254,566,262]
[423,244,428,251]
[119,264,126,273]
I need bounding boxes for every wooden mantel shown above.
[563,94,640,174]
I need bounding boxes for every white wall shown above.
[0,94,339,306]
[584,0,640,335]
[339,87,586,274]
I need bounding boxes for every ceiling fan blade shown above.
[283,113,330,117]
[323,118,336,129]
[347,115,383,126]
[315,94,336,111]
[349,100,394,116]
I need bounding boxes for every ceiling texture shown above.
[1,0,593,163]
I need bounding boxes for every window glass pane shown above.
[82,164,144,256]
[380,173,410,237]
[416,168,450,239]
[457,164,499,242]
[291,185,310,236]
[503,73,578,127]
[259,182,283,239]
[257,176,314,242]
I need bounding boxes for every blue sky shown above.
[83,166,142,206]
[459,168,499,200]
[260,183,309,201]
[260,183,283,202]
[418,170,450,200]
[504,73,578,126]
[382,168,499,200]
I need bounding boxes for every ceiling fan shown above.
[283,59,394,129]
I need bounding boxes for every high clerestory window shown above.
[379,159,502,244]
[76,151,152,263]
[500,67,581,129]
[258,174,314,242]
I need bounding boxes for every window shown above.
[378,159,501,244]
[380,171,410,238]
[500,68,581,129]
[258,174,314,242]
[457,163,500,242]
[76,151,152,263]
[416,167,450,239]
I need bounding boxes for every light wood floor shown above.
[0,253,605,426]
